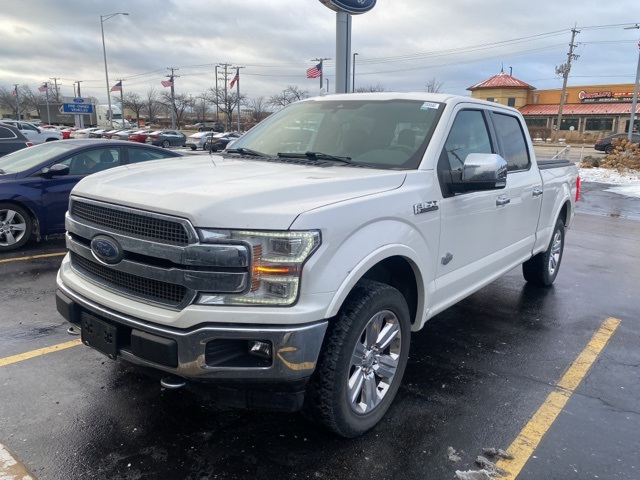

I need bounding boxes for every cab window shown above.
[492,113,530,171]
[440,110,493,171]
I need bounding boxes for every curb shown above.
[0,443,36,480]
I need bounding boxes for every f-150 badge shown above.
[413,201,438,215]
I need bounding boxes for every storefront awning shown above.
[519,103,637,115]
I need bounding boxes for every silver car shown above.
[184,131,215,150]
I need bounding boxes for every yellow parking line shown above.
[0,251,66,263]
[0,339,82,367]
[496,317,621,479]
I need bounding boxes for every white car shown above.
[0,120,62,144]
[70,127,102,139]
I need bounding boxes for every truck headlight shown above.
[196,229,321,306]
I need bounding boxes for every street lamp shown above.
[624,24,640,141]
[352,52,358,92]
[100,12,128,128]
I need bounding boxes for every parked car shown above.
[71,127,102,139]
[594,132,640,154]
[194,122,224,132]
[0,124,33,157]
[184,131,216,150]
[145,130,186,148]
[112,129,140,141]
[0,139,182,251]
[0,120,62,144]
[102,129,124,139]
[88,128,109,138]
[128,130,152,143]
[204,132,242,152]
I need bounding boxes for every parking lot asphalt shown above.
[0,154,639,479]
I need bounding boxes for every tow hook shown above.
[67,326,80,336]
[160,375,186,389]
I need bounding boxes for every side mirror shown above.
[42,163,70,178]
[444,153,507,194]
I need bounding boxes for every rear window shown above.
[0,126,18,139]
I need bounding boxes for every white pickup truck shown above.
[56,93,579,437]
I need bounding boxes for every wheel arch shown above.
[324,246,428,330]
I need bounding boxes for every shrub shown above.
[580,156,600,168]
[600,137,640,171]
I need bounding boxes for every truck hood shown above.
[72,156,407,229]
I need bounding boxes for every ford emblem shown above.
[90,235,124,265]
[73,97,85,103]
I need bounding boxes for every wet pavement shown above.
[0,182,639,479]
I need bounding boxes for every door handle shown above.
[496,195,511,206]
[533,187,543,197]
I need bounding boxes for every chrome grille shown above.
[71,201,190,246]
[71,253,187,307]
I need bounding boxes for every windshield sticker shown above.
[420,102,439,110]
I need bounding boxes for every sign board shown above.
[61,97,94,115]
[319,0,376,14]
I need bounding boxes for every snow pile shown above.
[578,167,640,198]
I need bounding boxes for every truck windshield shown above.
[230,99,444,169]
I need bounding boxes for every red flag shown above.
[229,73,239,88]
[306,63,322,79]
[111,81,122,92]
[161,77,174,88]
[38,83,48,92]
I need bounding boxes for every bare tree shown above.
[268,85,309,109]
[425,77,444,93]
[208,87,247,131]
[144,87,162,124]
[18,85,47,119]
[159,91,194,128]
[0,86,21,118]
[194,94,209,122]
[355,83,387,93]
[246,96,272,125]
[122,92,145,127]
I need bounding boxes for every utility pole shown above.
[624,24,640,140]
[13,84,20,120]
[555,26,580,140]
[219,63,233,130]
[312,57,331,92]
[231,66,245,132]
[214,65,219,122]
[50,77,61,102]
[166,67,179,129]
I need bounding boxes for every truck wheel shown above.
[303,279,411,437]
[522,217,565,286]
[0,203,33,252]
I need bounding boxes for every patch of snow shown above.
[578,168,640,198]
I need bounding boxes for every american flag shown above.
[110,81,122,92]
[229,73,239,88]
[306,63,322,79]
[161,77,174,88]
[38,83,48,92]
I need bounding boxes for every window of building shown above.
[507,98,516,107]
[525,118,547,127]
[492,112,530,171]
[624,119,640,132]
[486,97,495,102]
[559,118,579,131]
[584,118,613,131]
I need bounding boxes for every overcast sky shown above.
[1,0,639,103]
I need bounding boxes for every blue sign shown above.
[319,0,376,14]
[62,103,94,114]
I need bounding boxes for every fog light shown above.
[248,340,272,359]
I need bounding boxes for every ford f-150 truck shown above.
[56,93,579,437]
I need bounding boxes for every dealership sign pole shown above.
[624,24,640,140]
[319,0,376,94]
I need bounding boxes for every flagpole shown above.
[45,83,51,124]
[119,80,124,127]
[14,84,20,120]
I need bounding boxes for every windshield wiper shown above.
[277,151,353,164]
[224,147,272,158]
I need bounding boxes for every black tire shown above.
[604,144,614,154]
[0,203,33,252]
[303,279,411,437]
[190,146,197,151]
[523,217,565,286]
[162,140,170,148]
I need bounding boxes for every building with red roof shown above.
[467,69,638,135]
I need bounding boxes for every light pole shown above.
[624,24,640,140]
[100,12,128,128]
[352,52,358,92]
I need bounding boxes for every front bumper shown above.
[56,282,328,386]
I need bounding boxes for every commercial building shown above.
[468,70,639,136]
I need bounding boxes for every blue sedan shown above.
[0,139,182,251]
